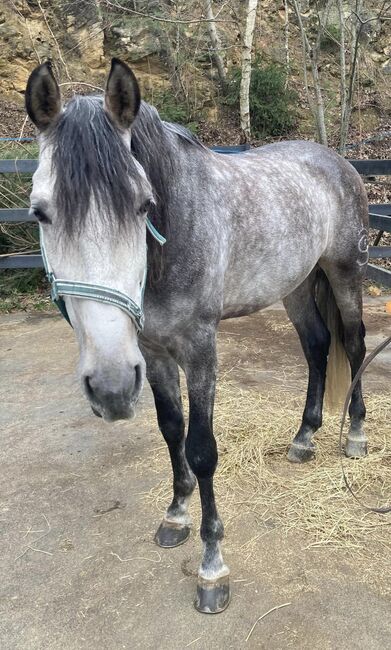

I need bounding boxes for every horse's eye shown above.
[32,207,51,224]
[139,199,153,215]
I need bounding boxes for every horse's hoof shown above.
[194,575,231,614]
[287,442,315,463]
[345,436,368,458]
[154,520,191,548]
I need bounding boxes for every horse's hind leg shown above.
[143,347,196,547]
[322,265,367,457]
[283,273,331,463]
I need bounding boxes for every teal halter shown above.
[40,218,166,331]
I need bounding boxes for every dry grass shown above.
[146,382,391,555]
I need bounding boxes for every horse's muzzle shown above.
[83,364,143,421]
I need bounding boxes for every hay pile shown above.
[215,383,390,548]
[147,381,391,552]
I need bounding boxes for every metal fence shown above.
[1,153,391,286]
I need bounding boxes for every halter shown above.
[39,218,166,332]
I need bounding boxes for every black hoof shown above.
[194,575,231,614]
[345,436,368,458]
[154,520,191,548]
[287,442,315,463]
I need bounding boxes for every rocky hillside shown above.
[0,0,390,144]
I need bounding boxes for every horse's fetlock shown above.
[177,475,196,497]
[303,412,322,432]
[201,517,224,543]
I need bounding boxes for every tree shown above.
[240,0,259,140]
[291,0,391,150]
[291,0,331,146]
[338,0,390,154]
[204,0,227,88]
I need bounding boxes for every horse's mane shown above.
[131,101,207,232]
[131,102,209,282]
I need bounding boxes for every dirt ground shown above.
[1,301,390,650]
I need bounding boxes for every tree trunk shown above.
[204,0,226,88]
[309,46,328,146]
[240,0,258,141]
[339,0,363,154]
[337,0,347,154]
[284,0,290,86]
[160,29,187,101]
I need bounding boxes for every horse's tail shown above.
[315,270,351,413]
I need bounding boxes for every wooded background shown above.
[0,1,390,306]
[0,1,390,148]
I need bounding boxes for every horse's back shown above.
[237,140,361,190]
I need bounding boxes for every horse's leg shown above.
[283,274,331,463]
[178,327,230,614]
[322,266,367,457]
[144,349,196,547]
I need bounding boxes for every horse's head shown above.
[26,59,153,421]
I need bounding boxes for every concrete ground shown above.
[0,301,390,649]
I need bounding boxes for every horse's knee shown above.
[154,393,185,445]
[159,410,185,445]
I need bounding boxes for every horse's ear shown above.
[25,61,62,131]
[105,58,141,130]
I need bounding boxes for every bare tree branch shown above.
[100,0,236,24]
[36,0,72,80]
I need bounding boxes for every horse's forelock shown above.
[49,95,144,236]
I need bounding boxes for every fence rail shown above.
[1,156,391,286]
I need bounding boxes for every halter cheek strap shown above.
[40,218,166,331]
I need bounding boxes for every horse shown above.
[25,58,369,614]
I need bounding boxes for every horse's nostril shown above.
[134,364,142,395]
[84,375,94,400]
[83,366,141,417]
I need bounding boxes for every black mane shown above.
[50,95,144,235]
[130,102,209,282]
[131,102,207,234]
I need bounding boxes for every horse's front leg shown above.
[144,349,196,547]
[181,328,230,614]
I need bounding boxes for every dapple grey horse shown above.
[25,59,368,613]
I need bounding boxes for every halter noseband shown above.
[40,219,166,331]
